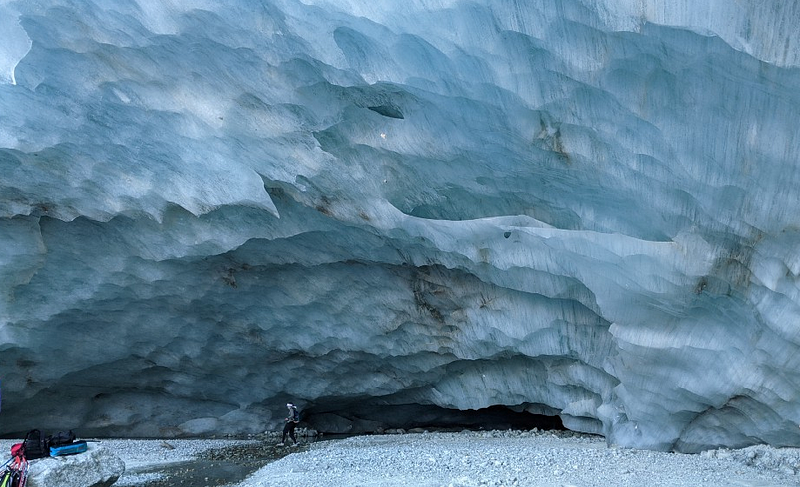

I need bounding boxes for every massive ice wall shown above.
[1,0,800,452]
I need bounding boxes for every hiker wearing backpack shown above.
[278,403,300,446]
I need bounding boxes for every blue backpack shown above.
[50,441,87,457]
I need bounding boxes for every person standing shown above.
[278,402,300,446]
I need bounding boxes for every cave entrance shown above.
[420,404,566,432]
[303,403,566,435]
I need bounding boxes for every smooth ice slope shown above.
[1,0,800,452]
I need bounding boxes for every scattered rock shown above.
[296,428,319,438]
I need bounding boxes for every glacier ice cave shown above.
[1,0,800,453]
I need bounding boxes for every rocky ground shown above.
[4,430,800,486]
[234,430,800,487]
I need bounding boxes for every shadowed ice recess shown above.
[1,0,800,453]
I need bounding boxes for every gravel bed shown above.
[233,430,800,487]
[3,430,799,486]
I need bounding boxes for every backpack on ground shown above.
[49,441,87,457]
[21,430,47,460]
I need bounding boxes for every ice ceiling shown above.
[1,0,800,452]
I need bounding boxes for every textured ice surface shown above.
[1,0,800,452]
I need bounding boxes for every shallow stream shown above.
[127,438,320,486]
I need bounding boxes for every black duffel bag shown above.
[47,430,77,448]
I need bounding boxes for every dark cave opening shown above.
[302,403,566,435]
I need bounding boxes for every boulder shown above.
[27,443,125,487]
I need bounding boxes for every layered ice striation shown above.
[1,0,800,452]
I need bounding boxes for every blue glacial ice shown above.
[1,0,800,452]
